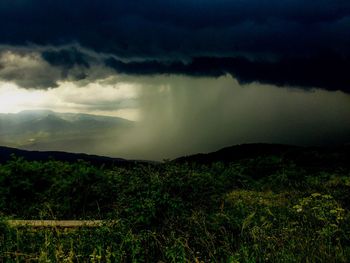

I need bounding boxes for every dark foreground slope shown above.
[175,143,350,169]
[2,143,349,168]
[1,144,350,262]
[0,146,149,167]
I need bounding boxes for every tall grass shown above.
[1,155,350,262]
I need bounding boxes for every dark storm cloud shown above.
[41,48,92,82]
[0,0,350,91]
[42,48,90,69]
[0,49,61,88]
[105,55,350,91]
[0,46,114,88]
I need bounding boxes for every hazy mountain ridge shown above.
[0,110,132,127]
[0,110,133,153]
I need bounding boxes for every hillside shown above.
[1,143,350,262]
[0,145,130,166]
[176,143,350,169]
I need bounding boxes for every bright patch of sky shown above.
[0,79,140,121]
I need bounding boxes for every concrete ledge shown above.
[7,220,106,228]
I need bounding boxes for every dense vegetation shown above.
[1,152,350,262]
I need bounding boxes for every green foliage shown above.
[0,155,350,262]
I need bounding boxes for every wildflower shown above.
[293,205,303,213]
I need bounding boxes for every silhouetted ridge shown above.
[174,143,350,168]
[0,146,133,167]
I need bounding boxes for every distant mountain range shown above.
[0,110,133,154]
[1,143,349,169]
[1,111,349,167]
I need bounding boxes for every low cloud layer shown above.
[0,1,349,91]
[0,47,116,89]
[1,46,350,92]
[105,55,350,92]
[0,49,62,88]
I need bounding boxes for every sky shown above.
[0,0,350,159]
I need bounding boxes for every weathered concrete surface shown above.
[7,220,107,228]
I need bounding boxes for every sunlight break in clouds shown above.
[0,79,140,121]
